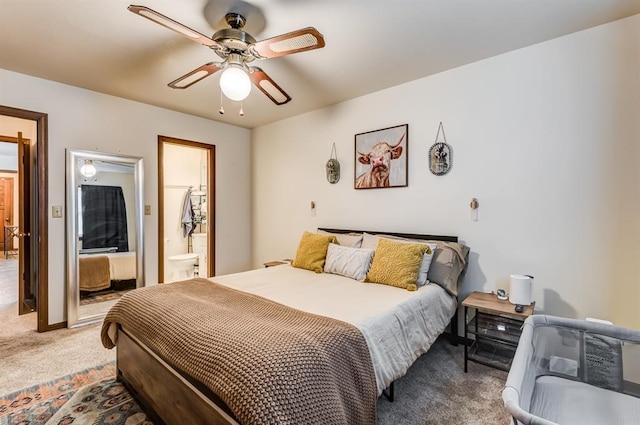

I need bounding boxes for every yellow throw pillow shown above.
[291,231,337,273]
[365,239,427,291]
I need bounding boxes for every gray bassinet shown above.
[502,315,640,425]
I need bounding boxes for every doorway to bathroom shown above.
[158,136,215,283]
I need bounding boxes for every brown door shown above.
[18,132,34,314]
[0,177,13,253]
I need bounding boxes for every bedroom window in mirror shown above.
[80,185,129,252]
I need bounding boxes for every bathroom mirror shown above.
[66,149,144,328]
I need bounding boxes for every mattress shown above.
[80,251,136,281]
[212,264,457,394]
[104,251,136,280]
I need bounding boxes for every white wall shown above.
[0,142,17,171]
[0,69,252,325]
[251,15,640,329]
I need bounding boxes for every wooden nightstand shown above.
[461,291,535,372]
[263,260,291,268]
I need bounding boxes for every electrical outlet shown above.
[145,205,151,215]
[52,205,63,218]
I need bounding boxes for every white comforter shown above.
[212,264,456,394]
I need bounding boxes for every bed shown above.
[79,251,137,283]
[101,228,470,425]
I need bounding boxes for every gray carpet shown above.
[1,301,511,424]
[377,338,510,425]
[0,303,115,395]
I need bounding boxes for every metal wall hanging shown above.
[429,121,452,176]
[326,143,340,184]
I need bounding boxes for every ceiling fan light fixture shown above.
[80,160,97,178]
[219,64,252,101]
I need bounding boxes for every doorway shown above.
[0,106,49,332]
[0,148,19,313]
[158,136,215,283]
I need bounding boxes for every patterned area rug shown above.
[0,362,152,425]
[79,290,122,306]
[80,281,135,306]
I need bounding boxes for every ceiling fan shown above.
[128,5,325,106]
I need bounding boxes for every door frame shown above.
[158,136,215,282]
[0,105,50,332]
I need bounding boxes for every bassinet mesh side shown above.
[529,316,640,397]
[503,315,640,425]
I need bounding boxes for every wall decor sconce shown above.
[429,122,452,176]
[326,143,340,184]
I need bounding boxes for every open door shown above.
[17,132,34,314]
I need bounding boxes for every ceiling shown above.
[1,1,638,129]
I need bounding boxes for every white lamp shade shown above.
[80,161,97,177]
[219,66,251,101]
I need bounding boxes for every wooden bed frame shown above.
[116,229,464,425]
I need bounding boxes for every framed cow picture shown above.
[354,124,408,189]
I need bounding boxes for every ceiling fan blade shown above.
[128,5,221,49]
[250,27,325,59]
[249,68,291,105]
[169,62,222,89]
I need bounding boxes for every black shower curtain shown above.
[81,185,129,252]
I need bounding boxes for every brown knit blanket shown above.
[78,255,110,291]
[101,278,376,425]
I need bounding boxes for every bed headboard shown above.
[317,228,458,243]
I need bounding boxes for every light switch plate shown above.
[145,205,151,215]
[52,205,63,218]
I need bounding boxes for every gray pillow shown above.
[426,241,470,296]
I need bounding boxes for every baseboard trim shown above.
[41,321,67,332]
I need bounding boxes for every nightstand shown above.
[461,291,535,372]
[263,260,291,268]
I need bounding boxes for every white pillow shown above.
[323,243,374,281]
[416,243,437,286]
[318,230,363,248]
[361,233,435,286]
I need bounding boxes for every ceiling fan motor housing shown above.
[212,27,256,60]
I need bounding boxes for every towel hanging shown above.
[181,188,195,237]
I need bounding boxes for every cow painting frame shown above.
[354,124,408,189]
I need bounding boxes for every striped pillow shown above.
[324,243,374,281]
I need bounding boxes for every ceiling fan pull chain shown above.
[239,101,245,117]
[219,92,225,115]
